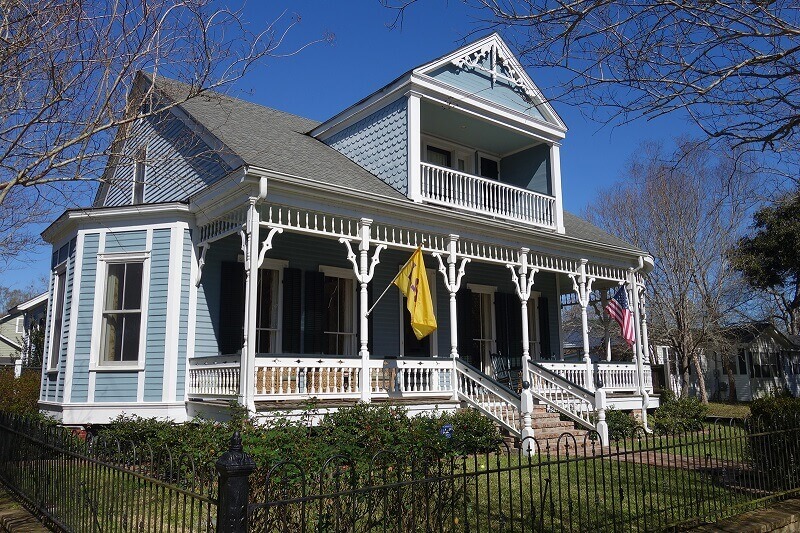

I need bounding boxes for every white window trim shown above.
[398,267,438,357]
[132,148,146,204]
[15,316,23,334]
[256,259,288,355]
[46,264,67,373]
[421,134,477,174]
[90,251,150,372]
[319,265,358,356]
[467,283,496,294]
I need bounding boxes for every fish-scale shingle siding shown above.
[325,98,408,195]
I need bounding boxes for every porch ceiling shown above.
[421,100,539,156]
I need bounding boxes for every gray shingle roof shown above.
[150,74,642,252]
[151,74,405,200]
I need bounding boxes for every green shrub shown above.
[651,391,707,434]
[603,408,641,440]
[0,367,41,415]
[96,404,501,473]
[747,391,800,489]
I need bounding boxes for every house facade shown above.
[38,35,656,443]
[657,324,800,401]
[0,292,47,371]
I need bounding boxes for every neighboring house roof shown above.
[787,334,800,349]
[7,292,48,314]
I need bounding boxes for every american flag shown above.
[605,286,636,347]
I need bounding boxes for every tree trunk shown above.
[724,354,738,403]
[691,352,709,404]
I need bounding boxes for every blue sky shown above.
[2,0,695,291]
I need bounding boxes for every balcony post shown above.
[550,143,565,234]
[507,248,538,385]
[407,92,422,202]
[433,235,470,402]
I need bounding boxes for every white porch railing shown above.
[370,358,454,397]
[188,355,240,398]
[455,359,521,436]
[539,361,654,394]
[420,163,556,228]
[528,362,595,430]
[253,356,362,400]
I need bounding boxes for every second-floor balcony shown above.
[420,162,556,228]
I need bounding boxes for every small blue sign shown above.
[440,423,454,439]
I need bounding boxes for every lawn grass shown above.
[706,402,751,419]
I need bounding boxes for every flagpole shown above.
[364,247,418,317]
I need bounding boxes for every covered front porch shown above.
[186,195,656,443]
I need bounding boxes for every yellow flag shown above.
[394,247,437,340]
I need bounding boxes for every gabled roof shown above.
[87,72,643,253]
[146,74,406,200]
[722,322,796,348]
[413,33,566,130]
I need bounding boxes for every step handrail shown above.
[454,359,521,436]
[528,361,596,430]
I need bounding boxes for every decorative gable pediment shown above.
[415,34,565,130]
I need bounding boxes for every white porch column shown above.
[550,144,565,234]
[240,198,261,412]
[570,259,595,391]
[341,218,385,403]
[507,248,538,383]
[629,267,650,428]
[434,235,470,402]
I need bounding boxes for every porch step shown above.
[494,403,592,454]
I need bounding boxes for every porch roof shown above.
[149,74,644,255]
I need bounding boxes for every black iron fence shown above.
[0,413,217,532]
[249,417,800,532]
[2,412,800,532]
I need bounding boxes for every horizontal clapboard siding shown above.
[70,233,101,403]
[104,113,232,207]
[176,229,192,398]
[94,372,138,402]
[144,229,171,401]
[104,230,146,253]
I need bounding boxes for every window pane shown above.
[426,146,451,168]
[339,278,353,333]
[121,314,140,361]
[258,269,278,329]
[102,313,123,362]
[480,157,499,180]
[49,272,67,369]
[105,264,125,310]
[123,263,143,310]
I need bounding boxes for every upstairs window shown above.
[101,261,144,364]
[132,148,146,204]
[478,154,500,180]
[426,145,452,168]
[15,316,23,334]
[47,268,67,371]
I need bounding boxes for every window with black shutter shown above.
[537,296,551,359]
[219,262,245,354]
[282,267,302,353]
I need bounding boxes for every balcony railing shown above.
[420,162,556,228]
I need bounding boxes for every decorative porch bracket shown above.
[257,227,284,268]
[568,259,596,392]
[433,234,470,402]
[340,218,386,402]
[195,243,210,287]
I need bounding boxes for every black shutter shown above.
[538,296,551,359]
[495,292,510,357]
[303,270,325,354]
[367,282,374,355]
[496,292,523,364]
[219,261,245,354]
[282,268,302,353]
[457,287,477,367]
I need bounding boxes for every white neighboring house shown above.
[0,292,48,374]
[657,323,800,402]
